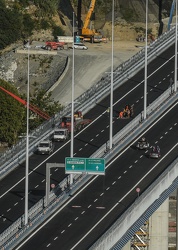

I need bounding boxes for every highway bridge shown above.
[0,28,178,249]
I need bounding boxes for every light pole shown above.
[143,0,148,120]
[109,0,114,149]
[174,0,178,92]
[25,42,30,225]
[70,12,75,185]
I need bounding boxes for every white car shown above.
[37,140,54,155]
[73,43,88,50]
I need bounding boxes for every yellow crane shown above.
[81,0,102,42]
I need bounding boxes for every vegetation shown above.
[0,79,63,146]
[0,0,64,50]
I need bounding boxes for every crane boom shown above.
[0,86,50,120]
[83,0,96,30]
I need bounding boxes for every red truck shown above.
[45,41,65,51]
[60,111,92,133]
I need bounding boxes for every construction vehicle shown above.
[45,41,65,51]
[52,128,69,142]
[118,104,134,119]
[79,0,102,43]
[60,111,91,133]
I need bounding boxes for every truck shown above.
[37,140,54,155]
[45,41,65,51]
[60,111,92,134]
[52,128,69,142]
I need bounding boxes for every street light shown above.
[143,0,148,120]
[174,0,177,92]
[109,0,114,150]
[70,12,75,185]
[25,42,30,225]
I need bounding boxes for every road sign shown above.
[65,157,86,174]
[86,158,105,175]
[65,157,105,175]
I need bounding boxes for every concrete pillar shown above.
[149,199,169,250]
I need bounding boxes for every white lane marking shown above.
[75,217,78,221]
[154,85,157,87]
[155,141,158,144]
[106,125,109,128]
[81,211,85,215]
[54,237,58,240]
[123,171,127,174]
[55,168,58,172]
[106,187,110,190]
[7,208,11,212]
[46,243,51,247]
[134,160,138,163]
[165,132,168,134]
[100,193,104,196]
[160,136,163,139]
[68,223,72,227]
[141,96,143,99]
[150,89,153,91]
[169,127,173,130]
[79,148,82,151]
[88,205,91,208]
[41,179,45,183]
[101,130,104,133]
[35,185,39,189]
[15,83,178,250]
[129,165,132,169]
[14,202,18,206]
[118,176,121,179]
[96,134,99,137]
[163,78,166,80]
[112,181,116,185]
[174,123,177,126]
[61,230,65,234]
[94,199,98,202]
[136,100,139,103]
[1,56,174,201]
[96,207,105,209]
[90,138,94,141]
[85,143,88,146]
[140,155,143,158]
[70,142,178,250]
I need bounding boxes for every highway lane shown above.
[0,44,176,233]
[16,100,178,250]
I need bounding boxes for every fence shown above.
[0,26,176,180]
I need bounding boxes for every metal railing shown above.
[1,83,177,249]
[0,26,176,180]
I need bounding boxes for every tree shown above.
[0,80,26,146]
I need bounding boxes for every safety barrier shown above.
[0,26,176,180]
[0,84,177,249]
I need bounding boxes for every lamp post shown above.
[174,0,178,92]
[143,0,148,120]
[109,0,114,149]
[70,12,75,185]
[25,42,30,225]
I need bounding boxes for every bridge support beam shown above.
[149,199,169,250]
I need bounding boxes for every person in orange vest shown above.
[119,111,123,118]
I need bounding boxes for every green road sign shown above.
[65,157,86,173]
[86,158,105,175]
[65,157,105,175]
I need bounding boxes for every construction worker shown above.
[119,111,123,118]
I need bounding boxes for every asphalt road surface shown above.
[0,42,176,249]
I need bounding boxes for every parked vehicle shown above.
[45,41,65,51]
[136,137,149,150]
[37,140,54,155]
[72,43,88,50]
